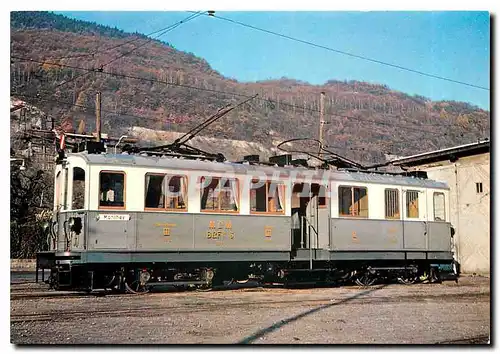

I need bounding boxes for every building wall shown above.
[409,153,490,274]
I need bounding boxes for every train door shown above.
[291,183,329,252]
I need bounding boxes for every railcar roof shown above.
[69,153,449,189]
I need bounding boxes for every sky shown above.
[57,11,490,110]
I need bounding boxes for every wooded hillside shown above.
[10,11,490,164]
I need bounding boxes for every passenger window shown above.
[200,177,239,212]
[72,167,85,210]
[145,174,165,209]
[99,171,125,208]
[166,176,187,210]
[145,174,188,210]
[250,180,285,214]
[338,186,368,218]
[385,189,400,219]
[311,183,327,208]
[433,192,446,221]
[406,190,419,218]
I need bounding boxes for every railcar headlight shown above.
[42,221,50,232]
[68,218,75,228]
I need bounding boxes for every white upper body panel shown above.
[59,153,450,222]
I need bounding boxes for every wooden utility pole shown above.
[318,91,326,156]
[95,91,101,142]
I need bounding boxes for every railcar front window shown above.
[55,171,62,209]
[63,168,69,210]
[72,167,85,210]
[406,190,419,218]
[385,189,400,219]
[200,177,239,213]
[433,192,446,221]
[338,186,368,218]
[99,172,125,208]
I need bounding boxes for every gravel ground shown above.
[10,275,490,345]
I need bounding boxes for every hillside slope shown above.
[10,11,490,164]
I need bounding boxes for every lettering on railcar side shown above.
[206,220,235,240]
[155,223,177,227]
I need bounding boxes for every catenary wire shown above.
[11,56,470,137]
[37,12,204,91]
[44,12,203,61]
[193,12,489,91]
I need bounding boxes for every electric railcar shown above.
[37,152,457,293]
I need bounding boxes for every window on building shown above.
[476,182,483,194]
[72,167,85,210]
[200,177,239,212]
[385,189,400,219]
[145,174,188,210]
[433,192,446,221]
[250,180,285,214]
[339,186,368,217]
[406,190,419,218]
[99,171,125,208]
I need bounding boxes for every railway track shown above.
[11,288,488,324]
[436,335,490,344]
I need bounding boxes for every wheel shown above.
[354,273,377,286]
[225,278,249,286]
[397,274,418,285]
[124,270,151,294]
[125,280,150,294]
[195,283,212,292]
[429,267,441,283]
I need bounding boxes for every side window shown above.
[200,177,239,213]
[72,167,85,210]
[250,180,285,214]
[385,189,400,219]
[145,174,188,210]
[166,175,188,210]
[406,190,419,218]
[338,186,368,218]
[433,192,446,221]
[311,183,327,208]
[145,174,165,209]
[63,168,69,210]
[99,171,125,208]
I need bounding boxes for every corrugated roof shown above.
[389,139,490,166]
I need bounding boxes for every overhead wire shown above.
[11,92,171,123]
[35,12,204,91]
[44,13,201,61]
[102,11,204,67]
[11,55,467,137]
[196,12,489,91]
